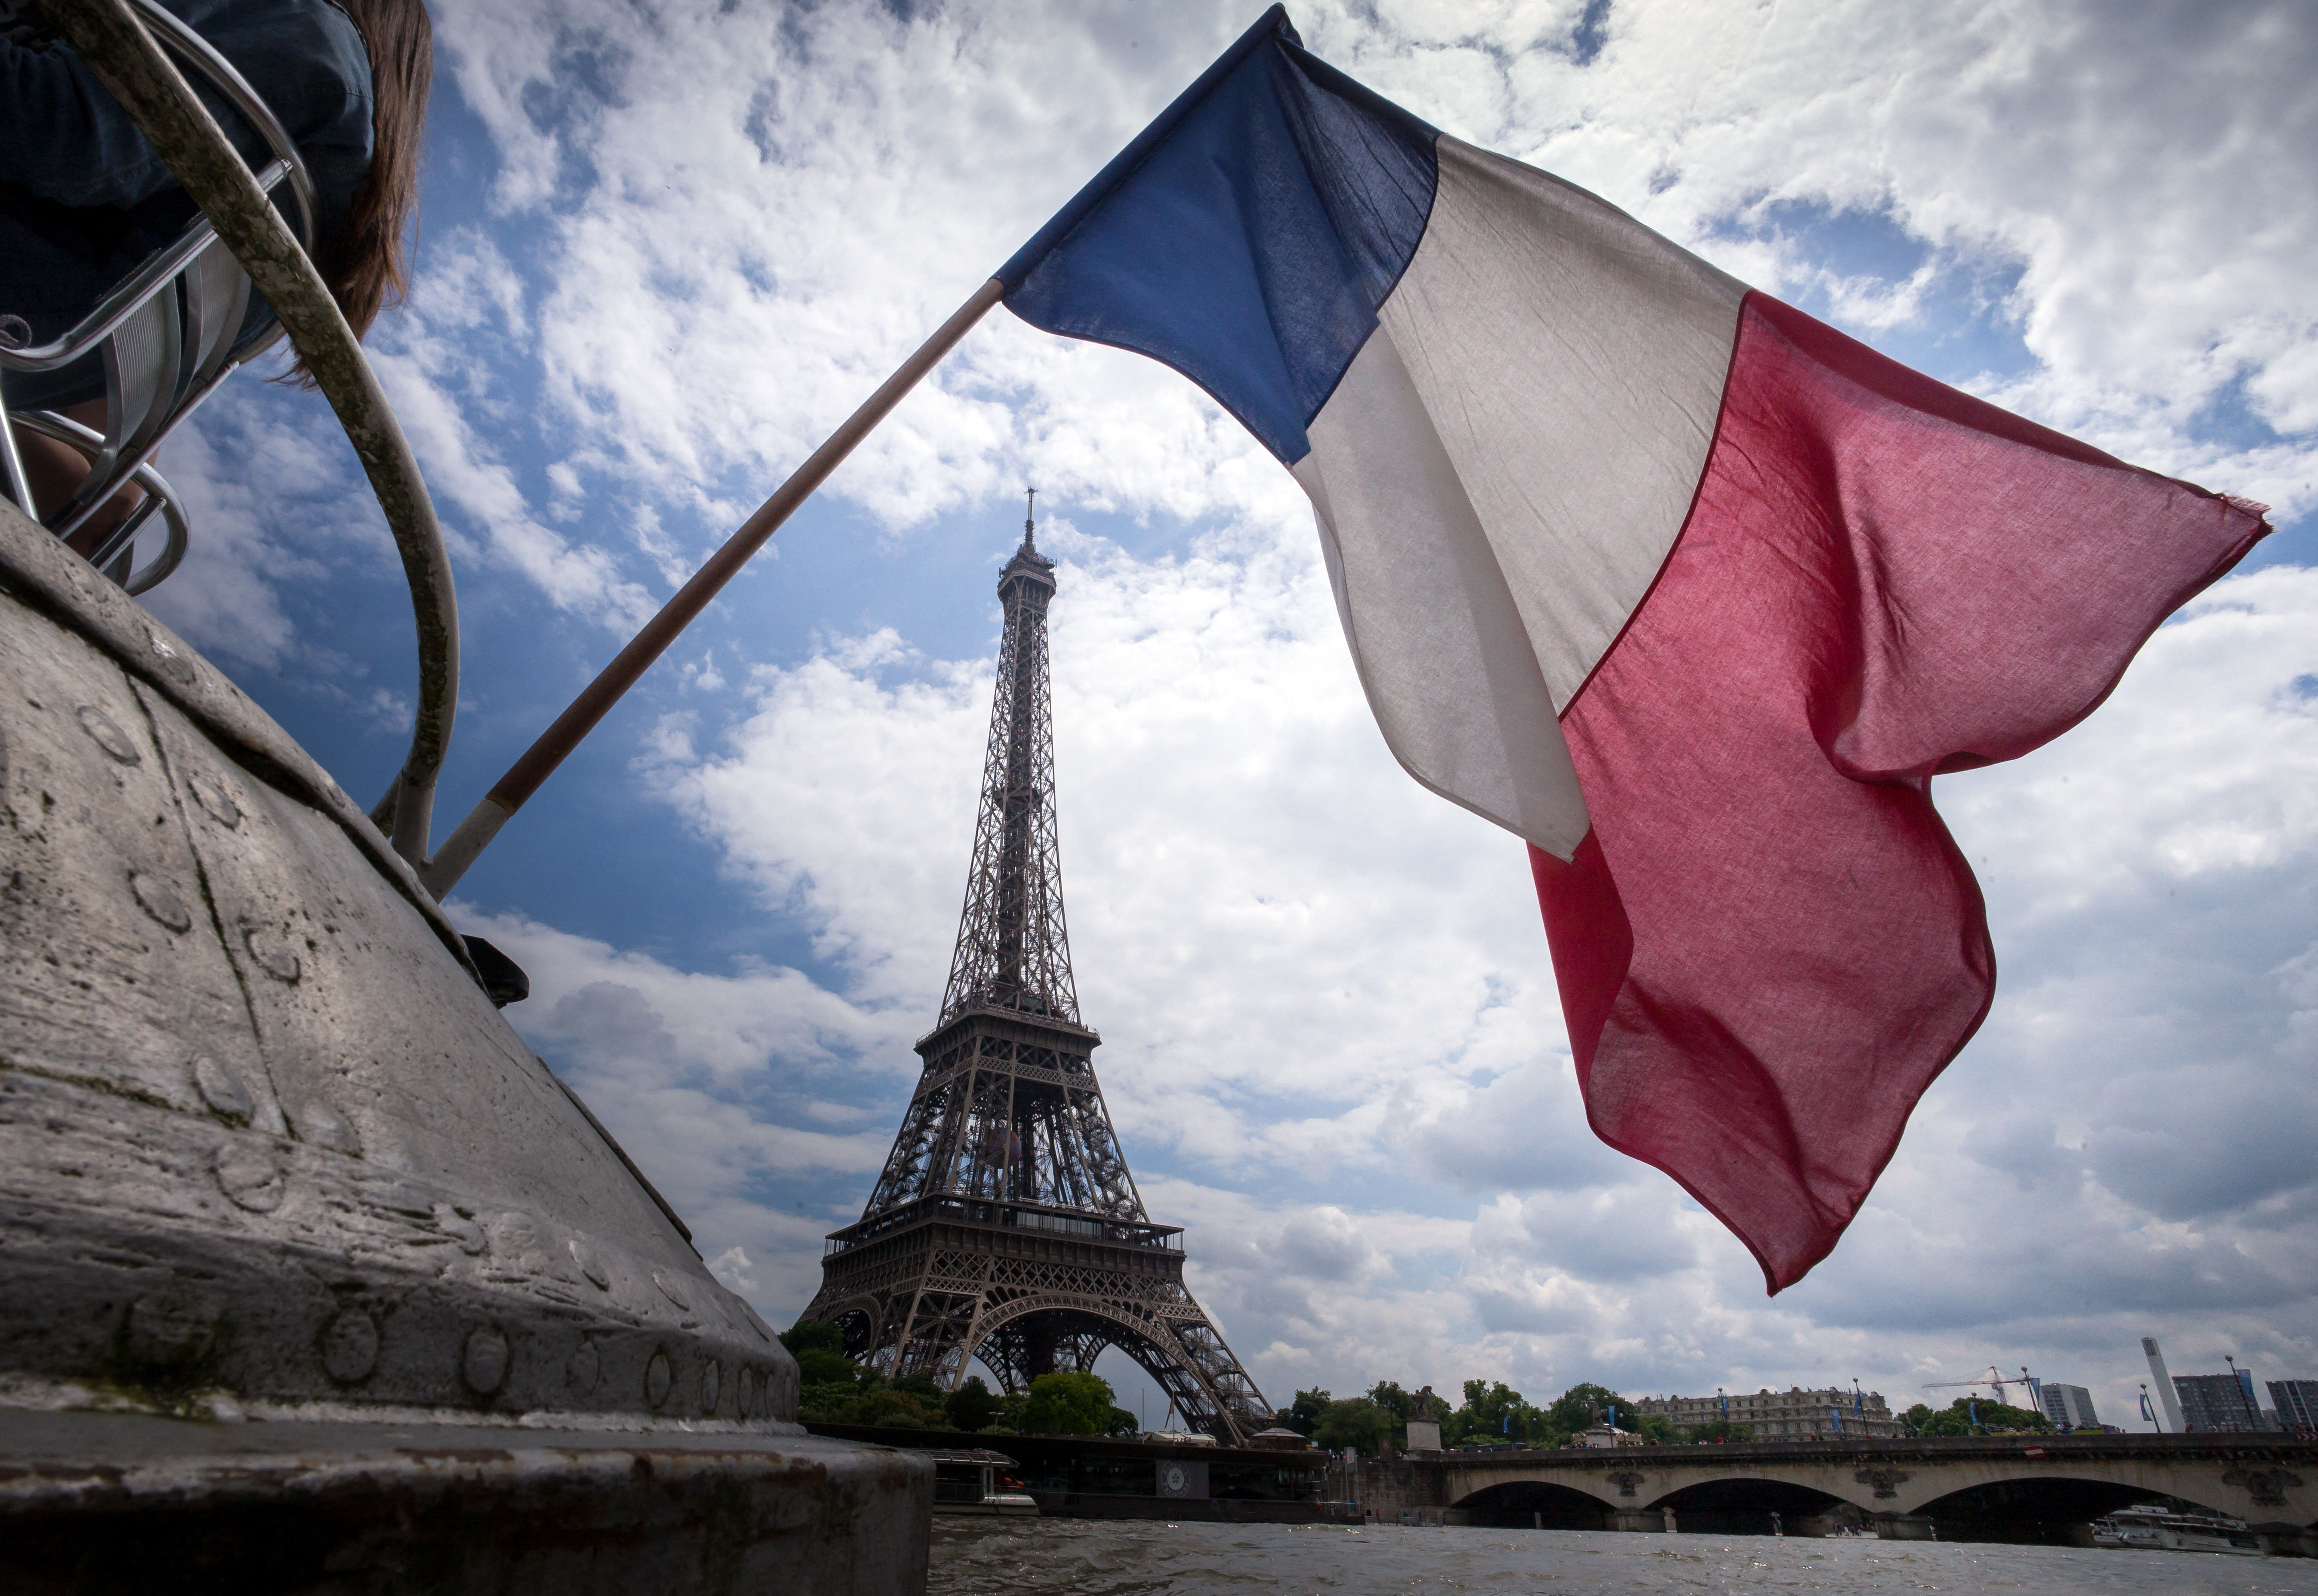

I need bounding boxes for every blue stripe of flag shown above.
[998,6,1439,465]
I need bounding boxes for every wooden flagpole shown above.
[421,276,1007,895]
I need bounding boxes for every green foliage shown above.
[788,1321,869,1424]
[1904,1396,2049,1436]
[794,1347,859,1388]
[1546,1382,1624,1437]
[946,1376,1002,1433]
[1682,1418,1754,1443]
[780,1320,846,1358]
[1632,1412,1680,1444]
[1021,1371,1118,1436]
[780,1329,963,1430]
[1969,1397,2048,1432]
[1446,1380,1543,1446]
[1313,1396,1397,1455]
[1106,1405,1141,1438]
[1366,1381,1416,1422]
[851,1387,946,1427]
[1280,1387,1332,1438]
[985,1391,1030,1433]
[797,1371,955,1429]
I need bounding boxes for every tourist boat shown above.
[928,1449,1041,1516]
[2089,1504,2263,1554]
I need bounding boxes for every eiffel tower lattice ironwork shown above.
[804,492,1271,1442]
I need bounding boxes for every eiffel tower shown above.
[804,492,1270,1443]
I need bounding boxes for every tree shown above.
[780,1320,846,1358]
[797,1384,855,1424]
[1908,1396,2048,1436]
[1683,1418,1754,1444]
[1632,1412,1680,1444]
[1106,1405,1142,1438]
[1313,1397,1396,1455]
[946,1376,1002,1433]
[1449,1380,1534,1446]
[1978,1397,2048,1433]
[1022,1371,1118,1436]
[794,1347,859,1388]
[1366,1381,1416,1422]
[784,1321,866,1421]
[893,1372,946,1404]
[847,1387,946,1428]
[1546,1383,1624,1437]
[1280,1387,1332,1438]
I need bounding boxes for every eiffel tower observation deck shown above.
[804,494,1271,1443]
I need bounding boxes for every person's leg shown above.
[7,400,146,561]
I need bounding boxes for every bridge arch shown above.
[959,1293,1259,1439]
[1643,1476,1853,1535]
[1912,1476,2181,1537]
[960,1292,1184,1389]
[823,1303,878,1358]
[1450,1480,1621,1529]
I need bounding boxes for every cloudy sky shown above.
[138,0,2315,1431]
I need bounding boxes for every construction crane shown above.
[1922,1366,2041,1407]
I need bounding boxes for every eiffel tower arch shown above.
[804,495,1270,1443]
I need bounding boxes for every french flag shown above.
[995,8,2268,1289]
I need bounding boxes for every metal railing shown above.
[0,0,316,593]
[823,1194,1185,1255]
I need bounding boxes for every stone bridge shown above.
[1340,1435,2318,1552]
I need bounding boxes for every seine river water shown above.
[929,1520,2318,1596]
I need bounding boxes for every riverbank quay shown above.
[0,1406,929,1593]
[809,1422,1335,1522]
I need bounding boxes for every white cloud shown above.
[708,1245,759,1295]
[410,0,2316,569]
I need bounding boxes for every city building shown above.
[1633,1387,1902,1439]
[2039,1382,2101,1430]
[2173,1372,2269,1433]
[2269,1380,2318,1438]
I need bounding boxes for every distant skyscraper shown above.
[2038,1382,2100,1430]
[2236,1367,2281,1430]
[2174,1372,2266,1433]
[2142,1338,2186,1432]
[2270,1380,2318,1437]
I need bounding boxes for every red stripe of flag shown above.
[1534,293,2270,1292]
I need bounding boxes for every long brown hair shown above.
[311,0,433,342]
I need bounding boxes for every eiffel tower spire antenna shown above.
[804,501,1269,1443]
